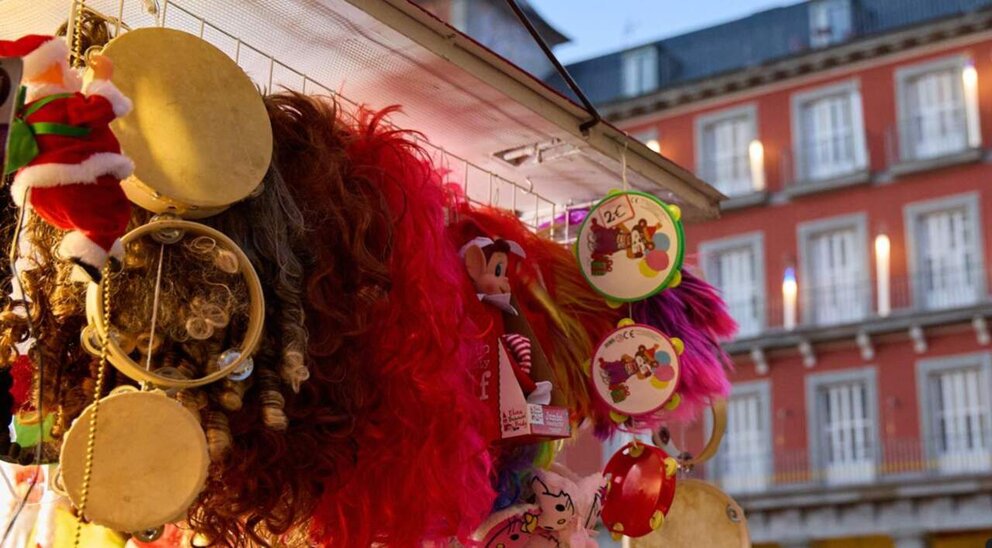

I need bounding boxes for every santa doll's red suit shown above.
[1,35,133,280]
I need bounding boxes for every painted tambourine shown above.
[591,323,682,417]
[575,191,684,302]
[601,442,679,539]
[83,218,264,388]
[101,28,272,218]
[59,387,209,533]
[630,479,750,548]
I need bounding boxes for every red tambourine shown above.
[601,442,678,539]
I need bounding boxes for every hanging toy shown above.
[601,441,679,540]
[60,386,209,534]
[575,190,684,303]
[591,319,683,424]
[457,228,569,443]
[635,478,750,548]
[529,465,606,547]
[1,35,134,282]
[470,504,557,548]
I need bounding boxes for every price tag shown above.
[597,194,635,228]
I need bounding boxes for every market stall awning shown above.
[0,0,723,222]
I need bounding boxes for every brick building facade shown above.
[556,1,992,546]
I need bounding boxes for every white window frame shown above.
[809,0,853,49]
[448,0,468,31]
[895,55,980,162]
[632,128,660,153]
[797,213,870,326]
[711,380,772,494]
[806,368,879,486]
[790,80,868,183]
[903,192,985,311]
[694,104,758,197]
[917,352,992,475]
[621,46,659,98]
[699,232,766,338]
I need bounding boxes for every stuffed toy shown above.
[528,465,605,547]
[459,233,553,406]
[471,463,605,547]
[1,35,133,281]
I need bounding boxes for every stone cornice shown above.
[601,9,992,123]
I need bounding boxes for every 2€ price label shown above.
[597,194,635,229]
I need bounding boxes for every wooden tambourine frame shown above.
[630,479,750,548]
[653,399,727,468]
[60,387,209,533]
[100,28,272,218]
[84,219,265,388]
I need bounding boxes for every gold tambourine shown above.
[101,27,272,218]
[630,479,750,548]
[84,218,265,388]
[653,400,727,468]
[59,387,209,533]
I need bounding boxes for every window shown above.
[799,214,869,326]
[449,0,468,31]
[905,194,984,310]
[807,369,878,486]
[716,382,771,493]
[632,128,660,153]
[700,233,765,338]
[791,82,868,182]
[897,57,981,162]
[918,353,992,474]
[809,0,853,48]
[695,106,757,197]
[622,46,658,98]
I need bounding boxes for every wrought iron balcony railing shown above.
[704,433,992,497]
[718,262,990,341]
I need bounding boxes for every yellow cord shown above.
[72,267,109,548]
[71,0,87,68]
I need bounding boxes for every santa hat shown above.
[0,35,69,80]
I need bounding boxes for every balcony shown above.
[782,134,870,197]
[720,262,991,348]
[885,106,983,177]
[704,434,992,500]
[699,150,770,210]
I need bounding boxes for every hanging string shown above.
[620,138,629,192]
[143,244,166,373]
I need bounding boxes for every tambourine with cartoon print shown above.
[575,191,684,302]
[591,321,682,419]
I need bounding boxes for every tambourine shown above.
[591,321,682,418]
[101,28,272,218]
[601,442,679,539]
[575,190,685,302]
[630,479,750,548]
[84,218,264,388]
[59,387,209,533]
[653,399,727,469]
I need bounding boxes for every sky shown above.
[530,0,796,63]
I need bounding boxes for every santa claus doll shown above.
[2,35,133,282]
